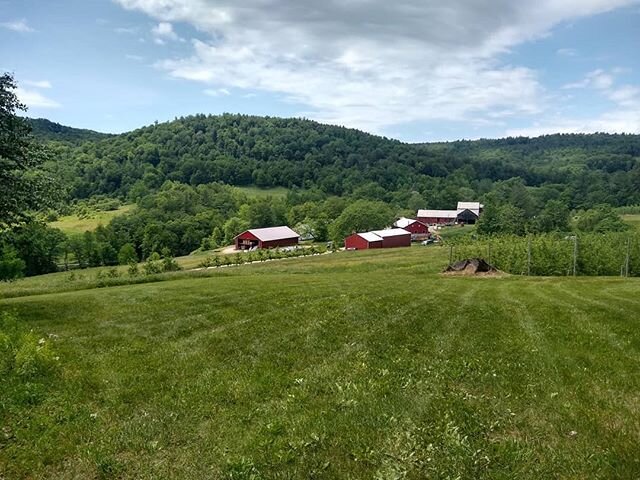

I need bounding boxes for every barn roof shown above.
[239,226,299,241]
[456,202,483,215]
[417,209,458,218]
[393,217,423,228]
[371,228,411,238]
[358,232,384,243]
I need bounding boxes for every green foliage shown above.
[573,204,630,233]
[329,200,395,243]
[0,245,26,281]
[143,252,163,275]
[117,243,138,265]
[0,312,59,377]
[160,247,181,272]
[0,222,66,276]
[452,232,640,276]
[0,73,62,228]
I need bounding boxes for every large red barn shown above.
[344,231,383,250]
[344,228,411,250]
[234,226,300,250]
[416,209,458,225]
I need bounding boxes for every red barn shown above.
[344,228,411,250]
[234,226,300,250]
[416,209,458,225]
[344,231,383,250]
[371,228,412,248]
[393,217,430,240]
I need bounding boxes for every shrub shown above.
[128,261,139,277]
[161,248,181,272]
[143,252,163,275]
[0,245,26,281]
[0,312,59,378]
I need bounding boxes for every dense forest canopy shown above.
[35,114,640,210]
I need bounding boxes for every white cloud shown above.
[0,19,34,32]
[15,87,60,109]
[151,21,181,44]
[556,48,577,56]
[507,71,640,136]
[115,26,138,34]
[115,0,639,133]
[24,80,52,89]
[204,87,230,97]
[125,53,144,61]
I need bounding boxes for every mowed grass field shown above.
[49,204,135,235]
[1,247,640,478]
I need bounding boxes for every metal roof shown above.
[393,217,420,228]
[358,232,383,243]
[417,209,458,218]
[371,228,411,238]
[240,226,300,241]
[457,201,483,211]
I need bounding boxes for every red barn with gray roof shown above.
[234,226,300,250]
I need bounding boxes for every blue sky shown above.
[1,0,639,142]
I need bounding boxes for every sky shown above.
[1,0,639,142]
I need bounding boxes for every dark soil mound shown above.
[444,258,499,275]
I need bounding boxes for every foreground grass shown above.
[1,247,640,478]
[49,204,135,235]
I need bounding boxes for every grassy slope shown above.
[1,247,640,479]
[49,205,135,235]
[622,214,640,230]
[234,185,289,199]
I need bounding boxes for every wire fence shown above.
[448,232,640,277]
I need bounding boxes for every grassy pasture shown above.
[49,204,135,235]
[1,246,640,478]
[622,214,640,230]
[234,185,289,199]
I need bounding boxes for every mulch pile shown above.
[443,258,502,276]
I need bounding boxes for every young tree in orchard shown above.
[0,73,61,228]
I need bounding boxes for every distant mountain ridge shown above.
[34,113,640,209]
[26,117,113,144]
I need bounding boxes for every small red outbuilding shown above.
[234,226,300,250]
[393,217,430,240]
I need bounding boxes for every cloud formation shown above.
[1,19,34,32]
[151,21,181,44]
[508,69,640,136]
[16,87,60,109]
[115,0,639,135]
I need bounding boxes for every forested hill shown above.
[40,113,640,209]
[27,118,112,144]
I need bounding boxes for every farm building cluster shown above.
[233,201,483,252]
[417,201,483,226]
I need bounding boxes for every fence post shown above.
[527,236,532,276]
[572,236,578,276]
[625,237,631,277]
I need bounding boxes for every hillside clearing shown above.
[49,204,135,235]
[1,247,639,479]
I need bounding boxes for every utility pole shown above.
[625,237,631,277]
[527,237,532,276]
[572,236,578,277]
